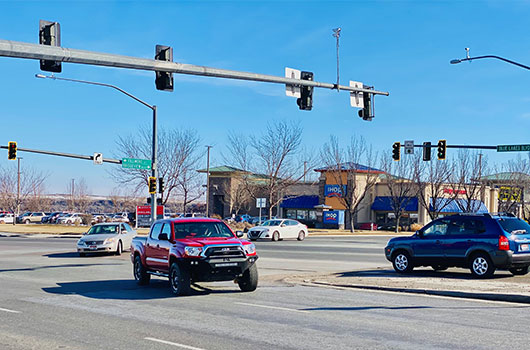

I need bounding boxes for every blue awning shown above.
[371,196,418,212]
[280,195,319,209]
[429,198,488,213]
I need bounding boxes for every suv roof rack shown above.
[488,212,517,218]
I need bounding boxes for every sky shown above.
[1,0,530,196]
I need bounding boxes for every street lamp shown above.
[35,73,159,223]
[450,48,530,71]
[205,145,212,217]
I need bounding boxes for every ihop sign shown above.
[323,211,339,224]
[325,184,347,198]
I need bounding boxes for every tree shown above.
[454,150,488,213]
[111,126,201,206]
[380,156,416,233]
[177,166,204,214]
[320,136,380,232]
[65,178,91,213]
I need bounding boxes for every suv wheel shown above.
[133,256,150,285]
[238,263,258,292]
[392,251,414,273]
[469,253,495,278]
[509,266,529,276]
[169,262,191,296]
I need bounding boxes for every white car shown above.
[0,213,14,224]
[247,219,308,241]
[77,222,137,256]
[58,213,83,225]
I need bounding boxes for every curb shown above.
[304,280,530,304]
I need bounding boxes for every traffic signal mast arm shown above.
[0,39,389,97]
[0,144,122,164]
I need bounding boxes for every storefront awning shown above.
[371,196,418,212]
[429,198,488,213]
[280,195,319,209]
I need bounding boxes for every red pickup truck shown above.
[130,218,258,295]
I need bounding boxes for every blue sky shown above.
[1,0,530,195]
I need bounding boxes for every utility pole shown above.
[332,27,341,91]
[71,178,75,211]
[205,145,212,217]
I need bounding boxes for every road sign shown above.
[285,67,301,98]
[497,144,530,152]
[93,152,103,165]
[404,140,414,154]
[136,205,164,227]
[349,81,364,108]
[122,158,152,170]
[256,198,266,208]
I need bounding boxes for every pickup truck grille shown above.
[204,245,245,259]
[85,241,104,245]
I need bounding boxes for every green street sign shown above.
[497,144,530,152]
[122,158,152,170]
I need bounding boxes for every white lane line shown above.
[145,337,206,350]
[0,307,20,313]
[235,301,310,314]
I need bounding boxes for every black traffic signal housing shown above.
[437,140,447,160]
[8,141,17,160]
[423,142,432,161]
[392,142,401,161]
[158,177,165,194]
[148,176,157,194]
[155,45,174,91]
[358,88,373,121]
[296,71,313,111]
[39,20,61,72]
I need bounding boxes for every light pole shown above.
[205,145,212,217]
[14,157,22,225]
[450,49,530,71]
[35,74,159,223]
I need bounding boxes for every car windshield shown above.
[86,225,118,235]
[498,218,530,235]
[173,222,234,239]
[262,220,282,226]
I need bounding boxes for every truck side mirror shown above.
[235,231,244,238]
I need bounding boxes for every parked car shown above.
[130,218,258,295]
[52,213,69,224]
[18,212,46,224]
[236,214,253,223]
[57,213,84,225]
[41,212,63,224]
[249,216,268,225]
[0,213,14,224]
[385,213,530,278]
[16,212,31,223]
[247,219,308,241]
[111,213,130,223]
[77,222,137,256]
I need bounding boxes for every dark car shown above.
[385,213,530,278]
[41,212,63,224]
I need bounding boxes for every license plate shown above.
[519,244,529,252]
[215,263,238,267]
[89,245,98,250]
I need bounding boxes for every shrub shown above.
[410,223,422,232]
[211,214,222,220]
[80,214,93,226]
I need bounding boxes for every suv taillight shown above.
[499,235,510,251]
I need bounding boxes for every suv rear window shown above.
[498,218,530,235]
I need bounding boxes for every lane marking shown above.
[145,337,206,350]
[0,307,21,313]
[235,301,310,314]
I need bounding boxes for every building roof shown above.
[315,162,384,174]
[197,165,247,174]
[474,172,530,183]
[430,198,488,214]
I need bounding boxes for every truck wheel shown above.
[169,262,191,296]
[469,253,495,278]
[133,255,150,285]
[115,241,122,256]
[238,263,258,292]
[271,231,280,241]
[297,231,305,241]
[509,266,529,275]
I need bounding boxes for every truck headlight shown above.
[184,246,203,256]
[244,243,256,256]
[104,238,115,245]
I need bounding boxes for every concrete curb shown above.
[302,280,530,304]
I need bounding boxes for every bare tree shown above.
[454,150,488,213]
[65,178,91,213]
[110,126,201,205]
[0,165,48,218]
[380,155,416,232]
[320,135,380,232]
[178,167,204,214]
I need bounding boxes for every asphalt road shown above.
[1,234,530,349]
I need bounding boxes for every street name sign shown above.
[497,144,530,152]
[256,198,266,208]
[122,158,152,170]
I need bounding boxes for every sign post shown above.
[256,198,266,225]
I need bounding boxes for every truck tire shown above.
[133,255,150,285]
[169,262,191,296]
[238,263,258,292]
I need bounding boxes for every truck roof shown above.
[167,217,223,224]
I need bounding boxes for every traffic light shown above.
[392,142,401,161]
[296,71,313,111]
[7,141,17,160]
[148,176,157,194]
[155,45,174,91]
[423,142,431,161]
[437,140,447,160]
[158,177,165,193]
[39,20,61,72]
[358,89,373,121]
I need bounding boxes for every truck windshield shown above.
[173,222,235,239]
[498,218,530,235]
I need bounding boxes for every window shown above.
[161,223,172,238]
[498,218,530,235]
[120,224,127,232]
[308,210,317,221]
[447,218,486,235]
[422,219,449,237]
[173,222,234,239]
[150,223,163,240]
[286,210,296,219]
[124,223,133,232]
[297,210,307,220]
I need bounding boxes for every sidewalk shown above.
[287,267,530,304]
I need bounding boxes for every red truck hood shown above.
[176,237,245,246]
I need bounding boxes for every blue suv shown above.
[385,214,530,278]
